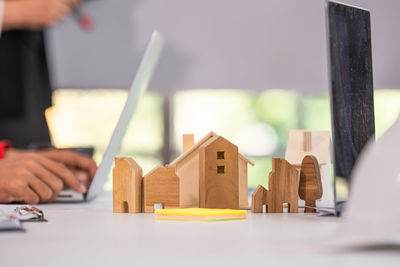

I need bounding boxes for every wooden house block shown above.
[171,131,253,209]
[143,165,180,213]
[265,158,299,213]
[199,136,239,209]
[113,157,143,213]
[171,132,217,208]
[251,185,267,213]
[299,155,323,213]
[285,130,333,204]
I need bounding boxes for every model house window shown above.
[217,166,225,174]
[217,151,225,159]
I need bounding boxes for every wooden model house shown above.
[170,132,254,209]
[113,157,143,213]
[143,165,180,213]
[251,158,299,213]
[285,130,333,204]
[199,135,239,209]
[112,132,253,213]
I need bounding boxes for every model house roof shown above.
[115,157,142,170]
[144,165,169,178]
[170,131,255,166]
[239,153,255,166]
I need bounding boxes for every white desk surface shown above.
[1,193,399,267]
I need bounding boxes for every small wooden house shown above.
[251,158,299,213]
[171,132,254,209]
[199,135,239,209]
[143,165,180,213]
[113,157,143,213]
[251,185,268,213]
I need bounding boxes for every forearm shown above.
[1,0,80,31]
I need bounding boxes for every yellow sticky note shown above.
[155,208,246,221]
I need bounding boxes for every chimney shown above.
[182,134,195,153]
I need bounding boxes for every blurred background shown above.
[46,89,400,191]
[44,0,400,191]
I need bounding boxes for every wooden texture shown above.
[171,132,217,208]
[238,155,255,209]
[285,130,333,204]
[299,155,323,213]
[251,185,267,213]
[303,131,312,152]
[143,165,180,213]
[174,153,200,208]
[199,136,239,209]
[171,131,252,209]
[113,157,143,213]
[238,158,249,209]
[265,158,299,213]
[285,130,332,165]
[183,134,195,153]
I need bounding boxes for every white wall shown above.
[46,0,400,93]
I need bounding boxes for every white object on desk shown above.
[341,115,400,243]
[0,208,22,231]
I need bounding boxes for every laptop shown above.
[326,1,375,215]
[55,31,165,202]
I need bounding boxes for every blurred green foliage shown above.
[255,90,300,146]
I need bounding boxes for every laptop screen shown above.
[327,1,375,210]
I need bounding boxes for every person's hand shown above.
[5,148,97,186]
[0,153,88,204]
[37,149,97,185]
[3,0,81,31]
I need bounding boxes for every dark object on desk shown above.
[0,30,52,148]
[26,143,95,158]
[299,155,323,213]
[68,147,95,158]
[326,1,375,216]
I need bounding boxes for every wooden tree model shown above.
[298,155,323,213]
[285,130,332,203]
